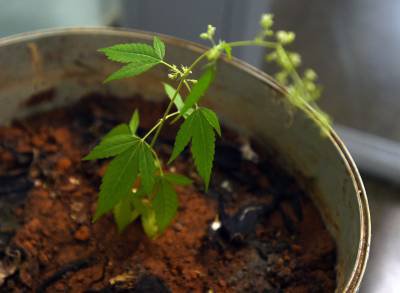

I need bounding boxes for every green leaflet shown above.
[105,60,160,82]
[163,83,186,115]
[168,110,195,163]
[93,139,157,221]
[129,109,140,134]
[169,108,219,189]
[131,188,159,237]
[223,43,232,60]
[99,43,160,64]
[94,144,141,221]
[138,141,156,194]
[141,209,159,238]
[113,196,139,232]
[83,134,140,161]
[199,107,221,136]
[191,111,215,189]
[152,176,178,233]
[153,36,166,60]
[180,66,215,116]
[164,173,192,186]
[100,38,166,83]
[103,124,130,140]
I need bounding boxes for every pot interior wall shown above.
[0,28,369,292]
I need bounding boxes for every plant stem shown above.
[147,39,292,149]
[149,51,209,147]
[228,40,277,49]
[143,112,179,141]
[160,60,177,71]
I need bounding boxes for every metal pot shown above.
[0,28,370,292]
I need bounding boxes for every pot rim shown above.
[0,26,371,292]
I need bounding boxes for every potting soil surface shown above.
[0,94,336,292]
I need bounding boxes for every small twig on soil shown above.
[36,257,94,293]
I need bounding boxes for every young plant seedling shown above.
[84,13,331,238]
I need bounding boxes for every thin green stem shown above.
[228,40,277,49]
[160,60,176,71]
[183,80,192,92]
[143,112,179,141]
[149,51,209,147]
[147,39,289,149]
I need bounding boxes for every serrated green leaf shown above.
[138,142,156,194]
[153,36,165,60]
[94,145,140,221]
[152,177,178,233]
[129,109,140,134]
[104,60,160,82]
[99,43,160,64]
[103,124,130,140]
[83,134,140,161]
[191,111,215,190]
[168,112,195,163]
[200,107,221,136]
[163,82,184,111]
[169,109,217,189]
[113,196,139,232]
[180,66,215,116]
[164,173,192,186]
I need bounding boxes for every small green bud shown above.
[260,14,274,30]
[304,69,317,81]
[207,46,221,61]
[276,31,295,44]
[289,52,301,67]
[207,25,216,38]
[275,71,288,84]
[200,32,209,40]
[305,81,316,92]
[266,51,277,62]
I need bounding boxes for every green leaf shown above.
[113,196,139,232]
[163,82,184,111]
[223,43,232,60]
[168,111,195,163]
[180,66,215,116]
[191,111,215,190]
[83,134,140,161]
[129,109,140,134]
[103,124,130,140]
[199,107,221,136]
[138,141,156,194]
[131,191,148,215]
[153,36,165,60]
[164,173,192,186]
[99,43,160,64]
[152,177,178,233]
[141,209,158,238]
[163,83,193,118]
[94,144,140,221]
[169,109,217,189]
[104,60,160,82]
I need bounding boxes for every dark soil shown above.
[0,94,336,292]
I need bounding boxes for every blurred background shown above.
[1,0,399,291]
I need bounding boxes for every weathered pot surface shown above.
[0,27,370,292]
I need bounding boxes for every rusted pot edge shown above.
[0,27,371,292]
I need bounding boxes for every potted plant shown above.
[0,14,370,292]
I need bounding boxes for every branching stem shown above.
[149,51,209,147]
